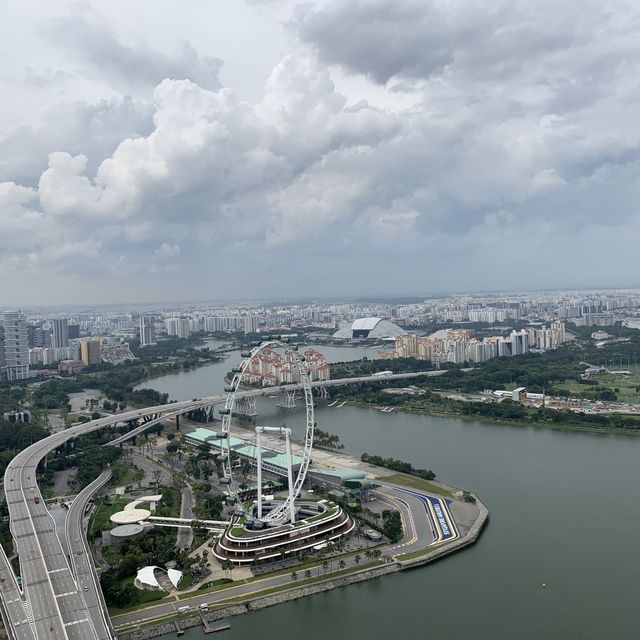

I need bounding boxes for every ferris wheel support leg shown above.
[285,431,295,524]
[256,428,263,520]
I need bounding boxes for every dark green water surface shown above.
[147,362,640,639]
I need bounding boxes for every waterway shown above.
[135,343,382,400]
[143,355,640,639]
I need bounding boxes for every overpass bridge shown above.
[0,369,446,640]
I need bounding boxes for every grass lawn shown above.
[396,542,447,561]
[211,561,383,606]
[107,577,168,616]
[179,573,193,590]
[89,496,128,537]
[381,473,452,497]
[556,373,640,401]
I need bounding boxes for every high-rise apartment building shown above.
[244,315,259,334]
[0,312,30,380]
[139,316,156,346]
[79,337,102,366]
[51,318,69,349]
[165,317,191,339]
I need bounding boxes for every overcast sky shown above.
[1,0,639,306]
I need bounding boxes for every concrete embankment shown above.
[118,566,398,640]
[117,496,488,640]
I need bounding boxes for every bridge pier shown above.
[313,385,329,399]
[236,397,257,417]
[275,389,297,409]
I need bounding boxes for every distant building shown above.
[165,317,191,339]
[101,342,136,365]
[51,318,69,349]
[68,324,80,340]
[333,317,406,340]
[80,337,102,366]
[244,315,259,334]
[139,316,156,346]
[242,347,330,386]
[58,360,85,375]
[0,312,29,380]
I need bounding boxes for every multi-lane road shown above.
[0,369,448,640]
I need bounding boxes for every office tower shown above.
[0,312,30,380]
[139,316,156,346]
[51,318,69,349]
[68,324,80,339]
[79,337,102,366]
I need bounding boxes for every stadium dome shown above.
[333,317,406,340]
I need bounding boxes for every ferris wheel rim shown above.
[220,339,315,523]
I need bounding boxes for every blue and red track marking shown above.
[378,483,459,544]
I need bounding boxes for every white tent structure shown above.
[135,566,183,592]
[333,317,406,340]
[135,566,162,590]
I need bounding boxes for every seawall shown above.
[117,495,488,640]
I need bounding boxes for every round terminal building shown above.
[213,498,354,565]
[333,317,406,340]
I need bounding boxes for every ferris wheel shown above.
[219,340,315,525]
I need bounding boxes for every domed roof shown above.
[333,317,406,340]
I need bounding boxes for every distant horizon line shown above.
[2,284,639,314]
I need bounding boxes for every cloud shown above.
[0,95,154,186]
[292,0,621,85]
[42,8,222,94]
[3,0,640,302]
[154,243,181,258]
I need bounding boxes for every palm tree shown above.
[321,560,329,575]
[291,571,298,582]
[372,549,382,562]
[222,559,234,580]
[304,569,312,581]
[354,553,361,566]
[364,549,373,562]
[338,559,346,571]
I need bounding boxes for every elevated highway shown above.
[0,369,446,639]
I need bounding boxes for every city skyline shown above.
[3,0,640,305]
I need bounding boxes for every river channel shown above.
[138,345,640,639]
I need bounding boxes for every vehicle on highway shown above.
[372,370,393,377]
[178,605,190,614]
[199,603,209,611]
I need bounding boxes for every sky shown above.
[1,0,639,306]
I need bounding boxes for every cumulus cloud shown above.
[0,96,154,186]
[3,0,640,301]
